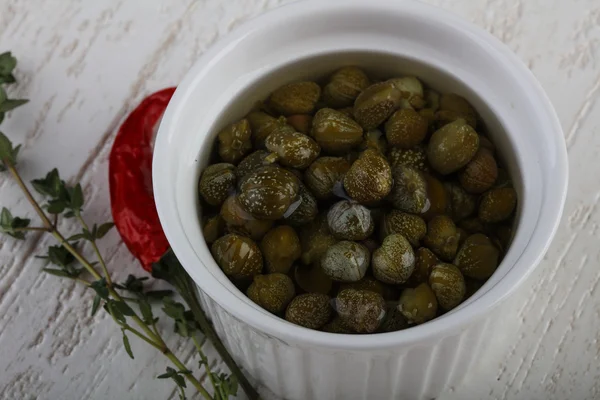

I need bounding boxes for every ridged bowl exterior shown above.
[200,290,491,400]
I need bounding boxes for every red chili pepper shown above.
[109,88,176,271]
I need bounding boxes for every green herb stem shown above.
[76,214,112,286]
[6,162,213,400]
[164,350,213,400]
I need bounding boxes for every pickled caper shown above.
[265,130,320,169]
[285,293,333,329]
[436,93,477,128]
[380,210,426,247]
[335,289,386,333]
[247,273,295,314]
[372,234,415,284]
[321,241,370,282]
[429,263,466,311]
[211,233,263,280]
[299,215,338,266]
[427,119,479,175]
[423,215,460,261]
[202,214,225,244]
[398,283,438,324]
[238,166,299,220]
[260,225,301,274]
[247,112,295,149]
[217,118,253,164]
[198,164,235,208]
[353,81,402,130]
[327,200,374,241]
[269,81,321,115]
[344,149,392,204]
[311,108,363,155]
[387,145,429,172]
[454,233,500,280]
[304,157,351,200]
[459,148,498,194]
[384,108,429,148]
[478,187,517,223]
[220,195,274,241]
[323,66,371,108]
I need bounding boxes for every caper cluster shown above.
[199,66,517,334]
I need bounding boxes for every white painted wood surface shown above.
[0,0,598,399]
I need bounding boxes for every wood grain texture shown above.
[0,0,597,399]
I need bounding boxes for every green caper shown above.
[285,182,318,226]
[423,89,440,112]
[299,215,338,266]
[198,163,236,206]
[202,214,225,244]
[458,217,487,234]
[478,135,496,153]
[311,108,363,154]
[269,81,321,116]
[407,247,439,286]
[264,130,320,169]
[260,225,301,274]
[217,118,253,164]
[384,108,429,148]
[211,233,263,279]
[339,276,386,297]
[478,188,517,223]
[246,111,295,148]
[436,93,477,128]
[358,129,388,154]
[378,302,410,332]
[285,293,333,329]
[456,227,468,248]
[327,200,374,241]
[323,66,371,108]
[236,150,272,179]
[336,106,355,118]
[220,195,274,240]
[294,264,333,295]
[286,114,313,134]
[389,76,425,109]
[444,182,477,222]
[387,145,429,172]
[321,241,370,282]
[380,210,426,247]
[454,233,500,280]
[343,149,392,204]
[353,81,402,130]
[335,289,386,333]
[247,273,296,314]
[421,174,449,221]
[304,156,351,200]
[398,283,438,324]
[459,148,498,194]
[389,165,428,214]
[423,215,460,261]
[238,166,299,220]
[427,119,479,175]
[429,263,466,311]
[372,233,415,284]
[322,316,354,334]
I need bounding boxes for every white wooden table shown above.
[0,1,598,399]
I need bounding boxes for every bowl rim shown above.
[153,0,568,350]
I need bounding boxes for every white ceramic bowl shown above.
[153,1,568,399]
